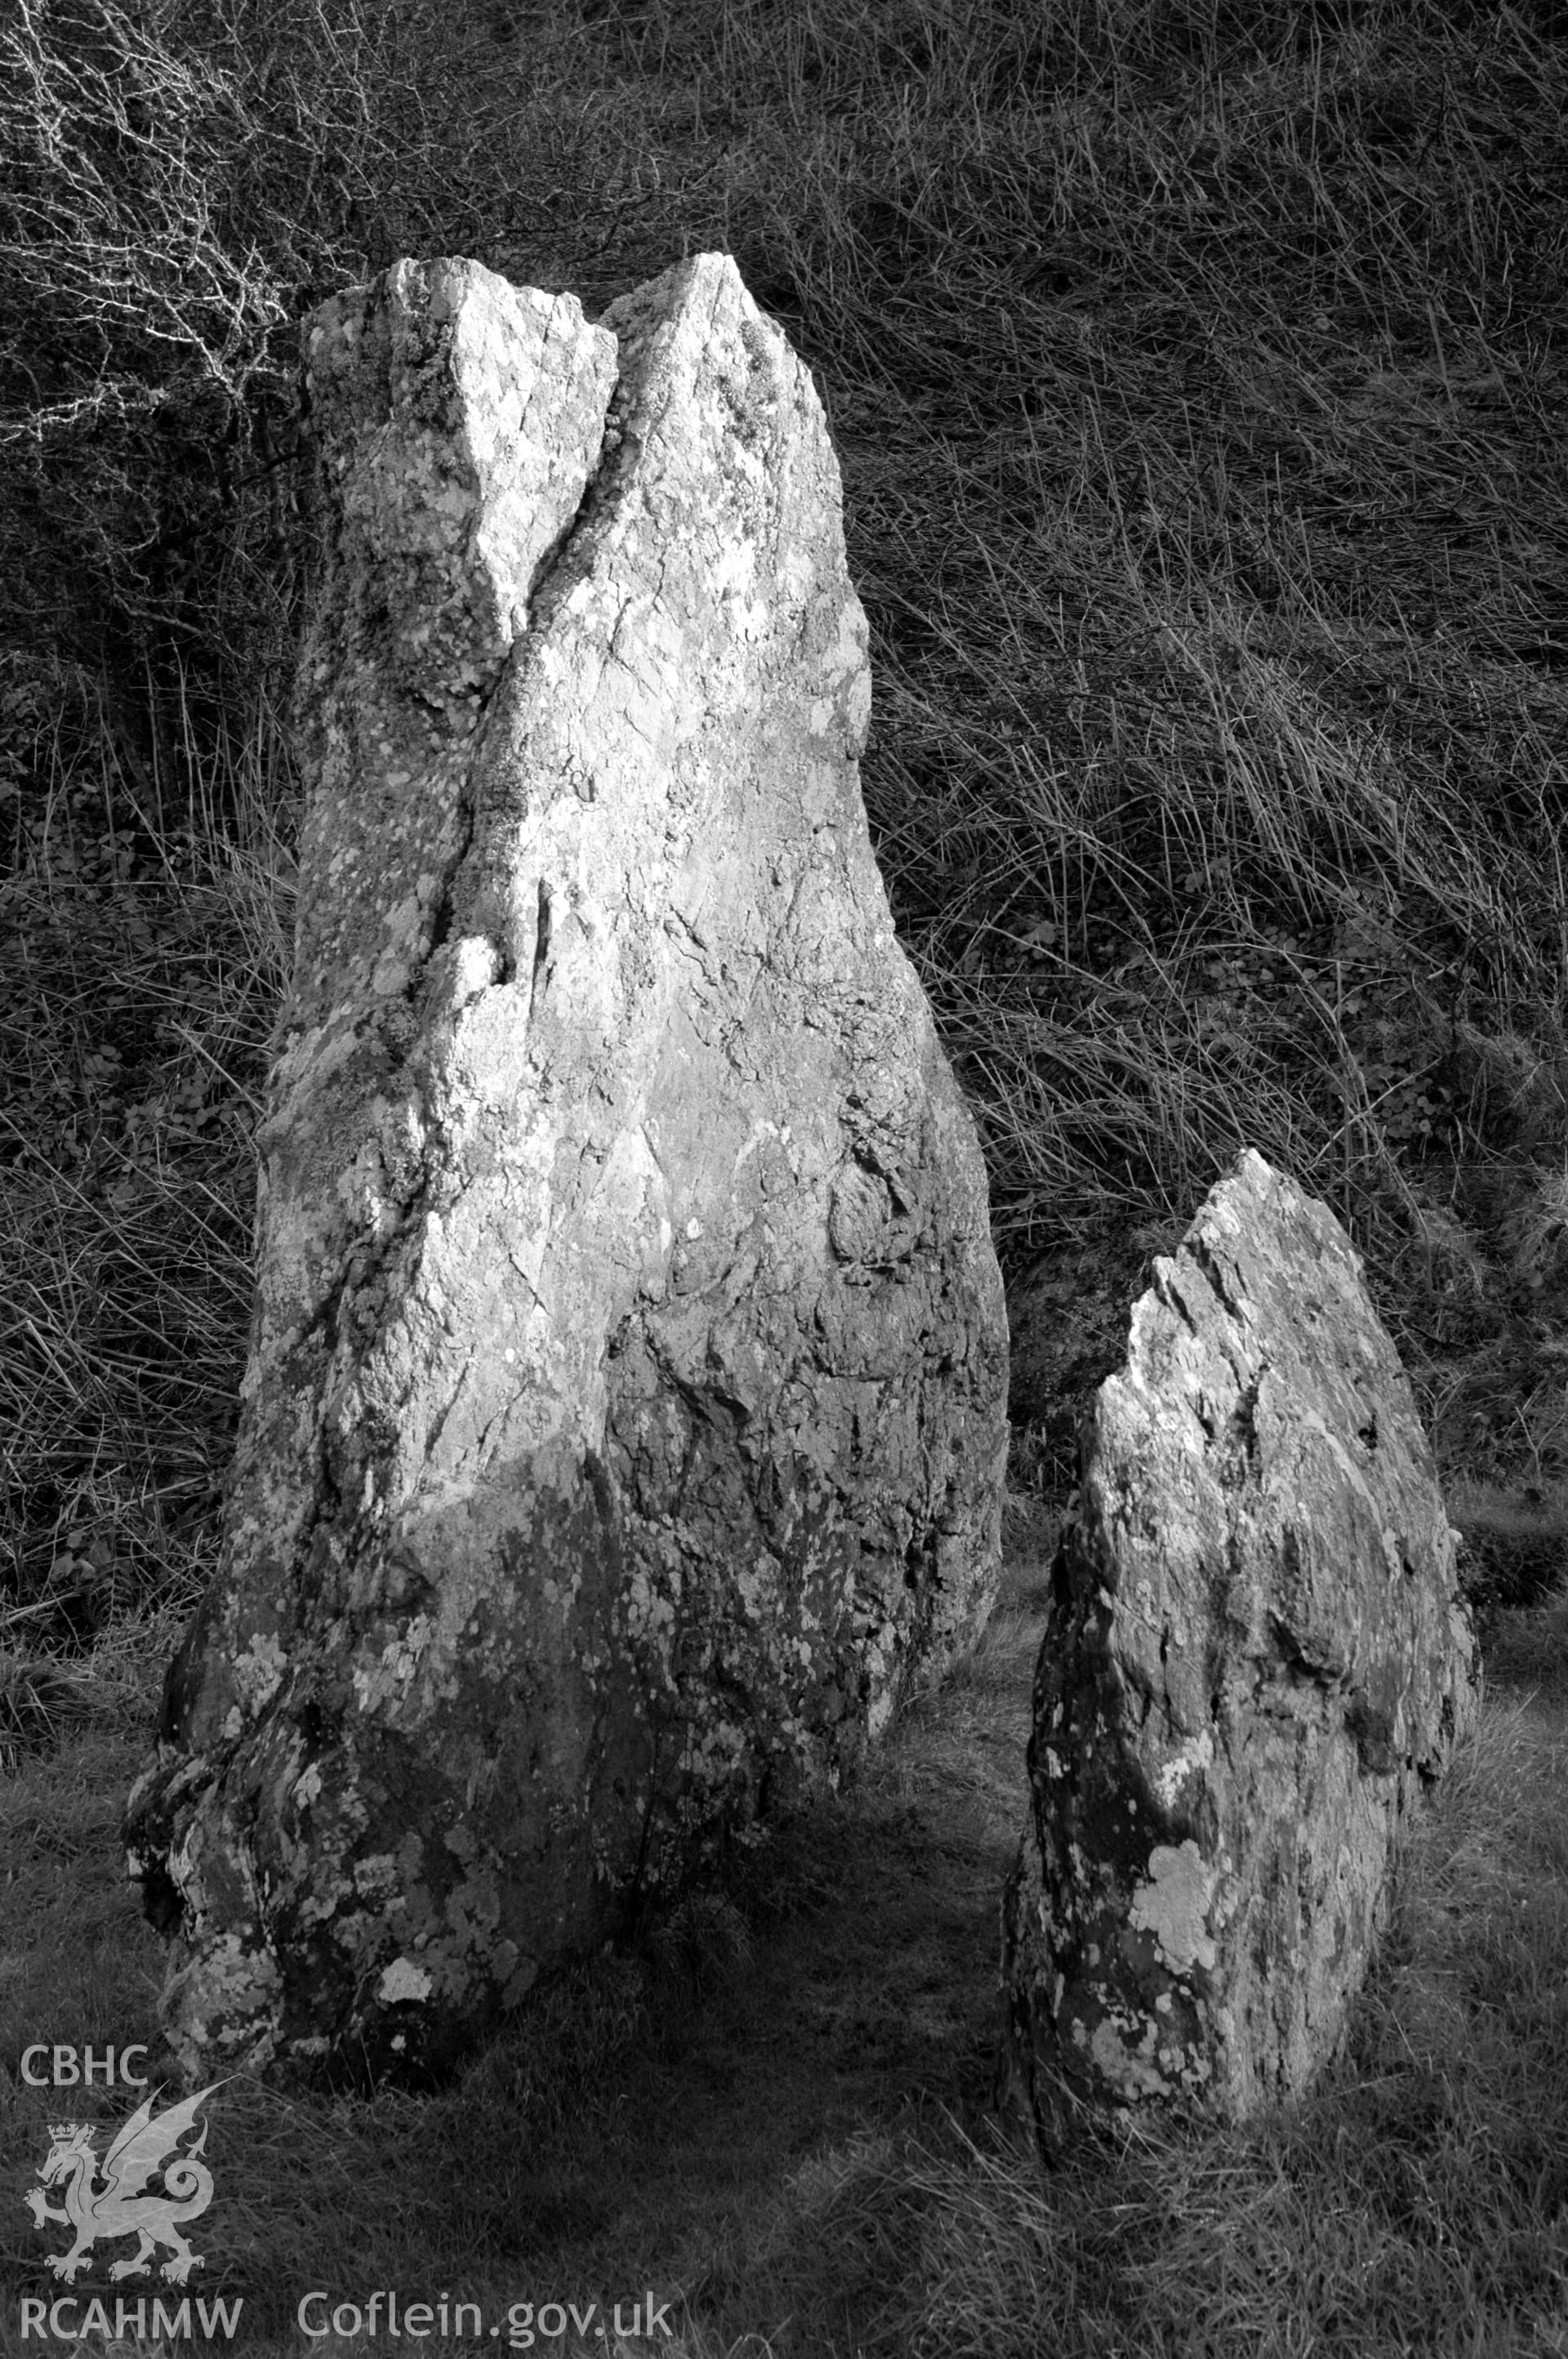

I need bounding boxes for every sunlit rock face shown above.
[1000,1147,1478,2153]
[123,250,1009,2086]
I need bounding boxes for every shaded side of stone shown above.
[124,251,1008,2086]
[998,1147,1478,2153]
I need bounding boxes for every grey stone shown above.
[124,251,1009,2085]
[999,1147,1478,2152]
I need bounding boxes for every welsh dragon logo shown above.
[24,2083,224,2285]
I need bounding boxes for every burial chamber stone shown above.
[998,1148,1479,2155]
[123,251,1009,2085]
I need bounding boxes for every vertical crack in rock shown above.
[528,879,552,1021]
[124,251,1009,2087]
[999,1148,1479,2156]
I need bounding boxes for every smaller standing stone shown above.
[999,1148,1479,2153]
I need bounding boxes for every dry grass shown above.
[3,0,1568,2348]
[4,1551,1568,2355]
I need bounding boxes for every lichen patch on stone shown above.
[1127,1839,1220,1974]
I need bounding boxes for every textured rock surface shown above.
[999,1147,1478,2152]
[124,251,1008,2085]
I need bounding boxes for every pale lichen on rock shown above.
[124,250,1008,2086]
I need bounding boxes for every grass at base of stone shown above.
[4,1538,1568,2359]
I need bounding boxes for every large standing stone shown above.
[124,252,1008,2085]
[999,1148,1478,2152]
